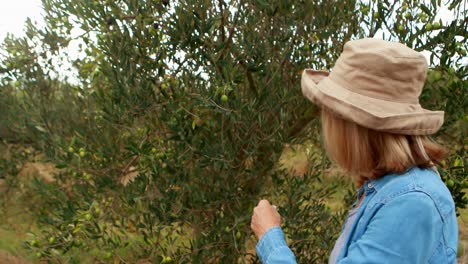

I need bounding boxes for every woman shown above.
[250,38,458,263]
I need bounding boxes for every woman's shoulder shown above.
[367,166,455,218]
[410,166,456,217]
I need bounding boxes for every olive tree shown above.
[0,0,465,262]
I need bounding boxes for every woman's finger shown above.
[258,199,270,206]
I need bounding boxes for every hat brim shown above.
[301,69,444,135]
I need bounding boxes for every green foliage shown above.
[271,165,348,263]
[0,0,466,262]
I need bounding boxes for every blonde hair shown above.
[320,108,448,187]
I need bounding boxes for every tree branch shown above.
[287,108,320,139]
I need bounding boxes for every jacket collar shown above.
[359,166,416,193]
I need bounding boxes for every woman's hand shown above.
[251,199,281,240]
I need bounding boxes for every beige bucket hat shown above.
[301,38,444,135]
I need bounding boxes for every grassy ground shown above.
[0,192,37,263]
[458,208,468,263]
[0,143,466,263]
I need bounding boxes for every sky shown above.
[0,0,44,42]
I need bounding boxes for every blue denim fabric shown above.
[255,166,458,263]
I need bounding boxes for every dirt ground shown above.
[0,250,31,264]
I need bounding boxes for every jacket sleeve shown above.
[337,191,442,264]
[255,226,297,263]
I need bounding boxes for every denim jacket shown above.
[255,166,459,263]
